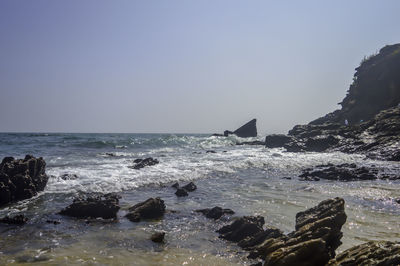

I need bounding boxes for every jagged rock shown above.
[238,226,284,250]
[233,119,257,138]
[150,231,165,243]
[182,182,197,192]
[129,157,159,170]
[0,155,49,207]
[328,241,400,265]
[299,163,382,181]
[60,173,78,180]
[175,188,188,197]
[126,197,166,222]
[265,134,293,148]
[217,216,265,242]
[252,197,347,265]
[59,193,120,219]
[0,214,28,225]
[195,206,234,220]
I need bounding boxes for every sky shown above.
[0,1,399,134]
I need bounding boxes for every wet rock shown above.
[175,188,188,197]
[182,182,197,192]
[46,220,61,225]
[222,119,258,138]
[299,163,380,181]
[171,182,180,189]
[60,173,78,180]
[265,134,293,148]
[126,197,166,222]
[59,193,120,219]
[129,157,159,170]
[328,241,400,265]
[195,206,235,220]
[0,214,28,225]
[151,231,165,243]
[211,133,224,137]
[206,150,217,153]
[252,197,347,265]
[238,226,284,250]
[217,216,265,242]
[0,155,49,207]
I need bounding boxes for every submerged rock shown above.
[0,214,28,225]
[150,231,165,243]
[195,206,235,220]
[328,241,400,265]
[129,157,159,170]
[60,173,79,180]
[217,216,265,242]
[59,193,120,219]
[182,182,197,192]
[0,155,49,207]
[175,188,188,197]
[126,197,166,222]
[236,140,265,146]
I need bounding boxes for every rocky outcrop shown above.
[0,155,49,207]
[217,198,346,266]
[195,206,235,220]
[311,43,400,126]
[213,119,258,138]
[328,241,400,265]
[129,158,159,170]
[173,182,197,197]
[0,214,28,225]
[125,197,166,222]
[299,163,385,181]
[59,193,120,219]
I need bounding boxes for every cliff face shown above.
[310,43,400,125]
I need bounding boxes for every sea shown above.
[0,133,399,265]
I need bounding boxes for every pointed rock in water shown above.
[0,155,49,207]
[150,231,165,243]
[195,206,234,220]
[59,193,120,219]
[182,182,197,192]
[175,188,188,197]
[327,241,400,265]
[126,197,166,222]
[0,214,28,225]
[231,119,257,138]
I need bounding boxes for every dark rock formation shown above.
[175,188,188,197]
[214,119,258,138]
[129,158,159,170]
[299,163,399,181]
[171,182,180,189]
[311,43,400,126]
[126,197,166,222]
[182,182,197,192]
[217,216,265,242]
[217,198,346,266]
[0,155,49,207]
[206,150,217,153]
[265,134,293,148]
[328,241,400,265]
[59,193,120,219]
[150,231,165,243]
[60,173,79,180]
[0,214,28,225]
[236,140,265,146]
[195,206,235,220]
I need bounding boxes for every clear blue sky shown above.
[0,0,399,134]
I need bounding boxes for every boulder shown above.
[217,216,265,242]
[60,173,78,180]
[195,206,234,220]
[265,134,293,148]
[175,188,188,197]
[182,182,197,192]
[129,157,159,170]
[0,214,28,225]
[328,241,400,265]
[0,155,49,207]
[59,193,120,219]
[150,231,165,243]
[126,197,166,222]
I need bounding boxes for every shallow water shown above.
[0,133,399,265]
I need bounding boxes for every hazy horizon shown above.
[1,1,399,134]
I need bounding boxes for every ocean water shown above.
[0,133,399,265]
